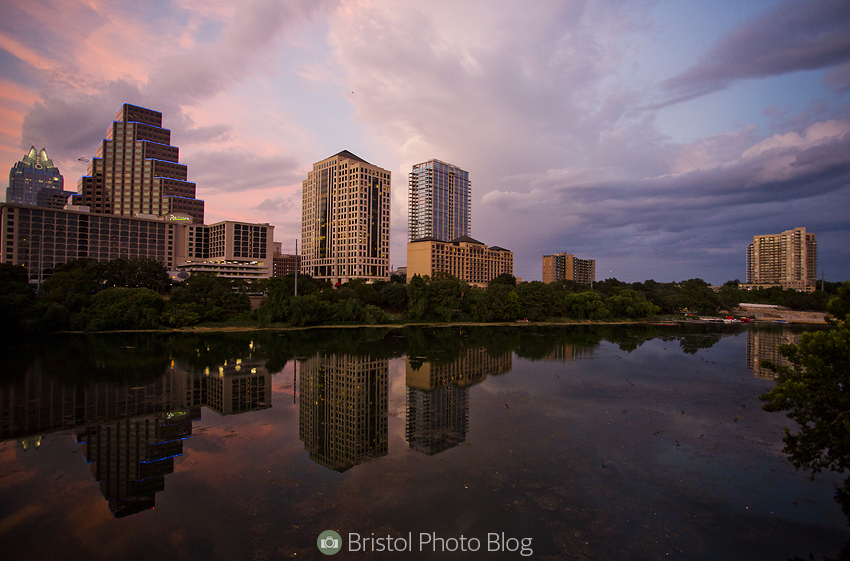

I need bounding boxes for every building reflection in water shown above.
[76,409,200,517]
[0,350,271,517]
[406,349,512,455]
[747,329,801,379]
[541,345,594,362]
[298,354,389,472]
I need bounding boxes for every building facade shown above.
[408,159,470,242]
[273,252,300,277]
[745,227,817,292]
[301,150,391,284]
[173,220,274,279]
[542,252,595,285]
[1,203,274,282]
[6,146,68,206]
[406,235,513,287]
[76,104,204,223]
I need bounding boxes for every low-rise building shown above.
[273,246,300,277]
[406,235,513,287]
[1,203,274,283]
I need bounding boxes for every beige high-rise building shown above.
[301,150,391,284]
[76,104,204,223]
[745,227,816,292]
[542,253,595,285]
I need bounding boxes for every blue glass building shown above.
[408,159,471,242]
[6,146,65,206]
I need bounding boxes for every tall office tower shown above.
[408,159,470,242]
[746,227,817,292]
[301,150,391,283]
[77,104,204,223]
[542,252,595,285]
[6,146,65,205]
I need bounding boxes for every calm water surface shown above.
[0,325,846,560]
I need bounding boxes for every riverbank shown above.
[55,317,717,334]
[54,313,833,334]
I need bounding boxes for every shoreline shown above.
[49,317,825,335]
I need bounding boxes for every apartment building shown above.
[406,235,513,287]
[408,159,470,242]
[542,252,595,285]
[745,227,817,292]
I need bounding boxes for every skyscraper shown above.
[746,227,817,292]
[6,146,66,205]
[408,159,470,242]
[77,104,204,223]
[301,150,391,283]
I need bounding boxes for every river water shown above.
[0,324,846,560]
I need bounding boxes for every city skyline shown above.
[1,1,849,284]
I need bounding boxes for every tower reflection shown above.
[747,329,801,379]
[0,353,271,517]
[406,349,511,455]
[298,354,389,472]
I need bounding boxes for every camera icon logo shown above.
[317,530,343,555]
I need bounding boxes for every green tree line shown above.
[0,259,843,334]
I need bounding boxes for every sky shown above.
[1,0,849,284]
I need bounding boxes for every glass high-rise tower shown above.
[408,159,470,242]
[6,146,65,206]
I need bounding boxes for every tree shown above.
[605,289,659,319]
[564,292,610,320]
[489,273,516,287]
[82,287,165,331]
[828,282,850,322]
[677,278,722,315]
[0,263,35,335]
[761,287,850,515]
[761,322,850,472]
[515,281,550,321]
[485,283,521,322]
[406,274,430,321]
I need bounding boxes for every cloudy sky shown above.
[2,0,849,284]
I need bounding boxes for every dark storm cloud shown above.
[20,81,145,156]
[483,121,850,282]
[661,0,850,105]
